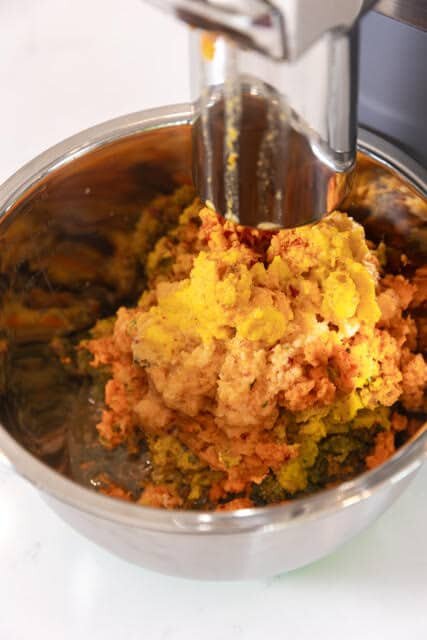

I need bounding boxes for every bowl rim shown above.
[0,103,426,534]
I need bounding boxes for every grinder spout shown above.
[144,0,376,227]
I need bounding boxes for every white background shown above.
[0,1,426,638]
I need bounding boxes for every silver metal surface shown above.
[191,28,359,226]
[146,0,374,60]
[145,0,374,227]
[268,0,371,61]
[375,0,427,29]
[0,106,426,580]
[143,0,427,228]
[146,0,285,59]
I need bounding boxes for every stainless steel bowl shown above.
[0,105,426,580]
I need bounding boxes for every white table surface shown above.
[0,2,426,638]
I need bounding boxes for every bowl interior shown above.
[0,117,426,506]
